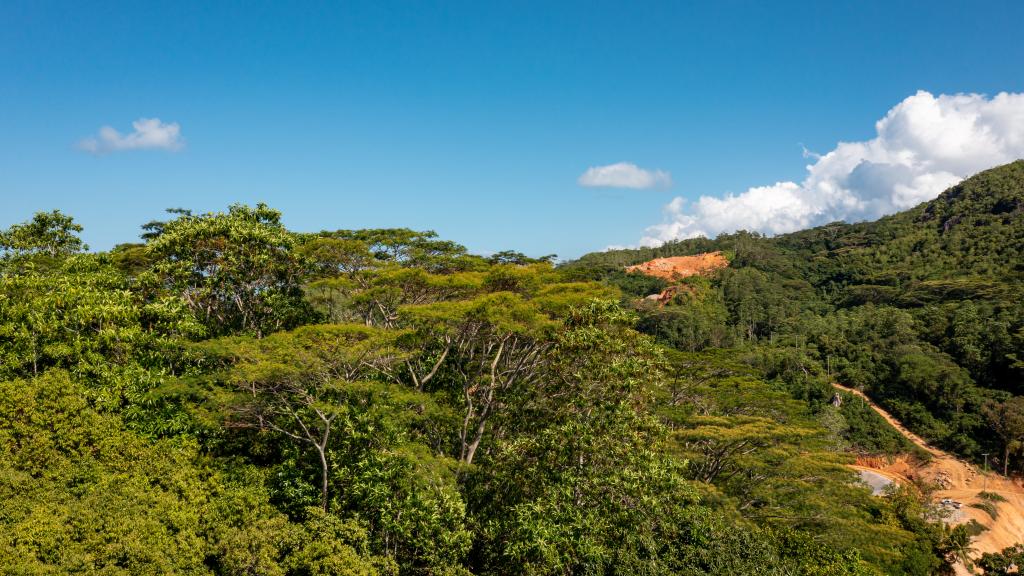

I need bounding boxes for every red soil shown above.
[625,252,729,281]
[834,383,1024,575]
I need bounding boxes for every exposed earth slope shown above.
[835,383,1024,568]
[624,251,728,280]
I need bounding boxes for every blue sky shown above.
[3,1,1024,258]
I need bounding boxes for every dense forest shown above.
[1,161,1023,575]
[569,160,1024,469]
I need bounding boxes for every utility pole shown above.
[982,453,990,492]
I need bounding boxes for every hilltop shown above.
[574,160,1024,278]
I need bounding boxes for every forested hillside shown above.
[568,160,1024,472]
[1,161,1022,575]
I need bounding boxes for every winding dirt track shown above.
[832,383,1024,572]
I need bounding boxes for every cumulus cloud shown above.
[640,91,1024,247]
[579,162,672,189]
[78,118,184,154]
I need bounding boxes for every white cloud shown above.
[640,91,1024,247]
[78,118,184,154]
[579,162,672,189]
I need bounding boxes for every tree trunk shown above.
[317,446,329,511]
[1005,445,1010,477]
[464,420,486,465]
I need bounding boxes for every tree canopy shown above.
[5,162,1024,575]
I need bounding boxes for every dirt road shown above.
[832,383,1024,572]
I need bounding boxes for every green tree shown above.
[938,524,977,573]
[401,292,556,464]
[0,370,388,575]
[983,396,1024,476]
[0,254,200,418]
[976,543,1024,575]
[0,209,86,262]
[318,228,477,273]
[206,324,407,510]
[147,203,313,337]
